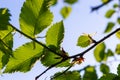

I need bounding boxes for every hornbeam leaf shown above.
[99,73,117,80]
[100,63,110,74]
[115,44,120,54]
[64,0,78,4]
[94,42,106,62]
[41,21,70,67]
[105,9,115,18]
[52,71,81,80]
[77,35,92,48]
[0,8,11,30]
[117,17,120,24]
[4,42,43,73]
[104,22,115,33]
[19,0,53,37]
[60,6,72,19]
[116,31,120,39]
[46,21,64,48]
[0,25,13,69]
[83,66,98,80]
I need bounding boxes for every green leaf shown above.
[0,8,11,30]
[52,71,81,80]
[115,44,120,54]
[104,22,115,33]
[77,35,92,48]
[41,48,70,67]
[116,30,120,39]
[4,42,43,73]
[113,4,119,8]
[83,66,98,80]
[107,49,114,57]
[117,17,120,24]
[105,9,115,18]
[19,0,53,37]
[100,63,110,74]
[46,21,64,48]
[60,6,72,19]
[41,21,70,67]
[64,0,78,4]
[117,64,120,76]
[99,73,117,80]
[101,0,109,3]
[94,42,106,62]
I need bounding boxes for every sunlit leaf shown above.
[52,71,81,80]
[100,63,110,74]
[64,0,78,4]
[0,8,11,30]
[115,44,120,54]
[104,22,115,33]
[101,0,109,3]
[94,42,106,62]
[4,42,43,73]
[60,6,72,19]
[0,25,13,68]
[46,21,64,48]
[116,30,120,39]
[77,35,92,48]
[41,21,70,67]
[19,0,53,37]
[117,17,120,24]
[83,66,98,80]
[99,73,117,80]
[105,9,115,18]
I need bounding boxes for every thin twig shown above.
[69,28,120,58]
[9,24,64,57]
[91,0,113,12]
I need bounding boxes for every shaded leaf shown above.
[19,0,53,37]
[116,30,120,39]
[41,47,70,67]
[0,8,11,30]
[94,42,105,62]
[4,42,43,73]
[52,71,81,80]
[60,6,72,19]
[83,66,98,80]
[64,0,78,4]
[105,9,115,18]
[77,35,92,48]
[113,4,119,8]
[0,25,13,70]
[117,17,120,24]
[115,44,120,54]
[104,22,115,33]
[117,64,120,76]
[99,73,117,80]
[100,63,110,74]
[107,49,114,57]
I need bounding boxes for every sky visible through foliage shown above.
[0,0,120,80]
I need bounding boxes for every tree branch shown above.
[9,24,64,57]
[69,28,120,58]
[35,28,120,80]
[91,0,113,12]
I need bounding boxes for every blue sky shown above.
[0,0,120,80]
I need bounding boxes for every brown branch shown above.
[9,24,64,57]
